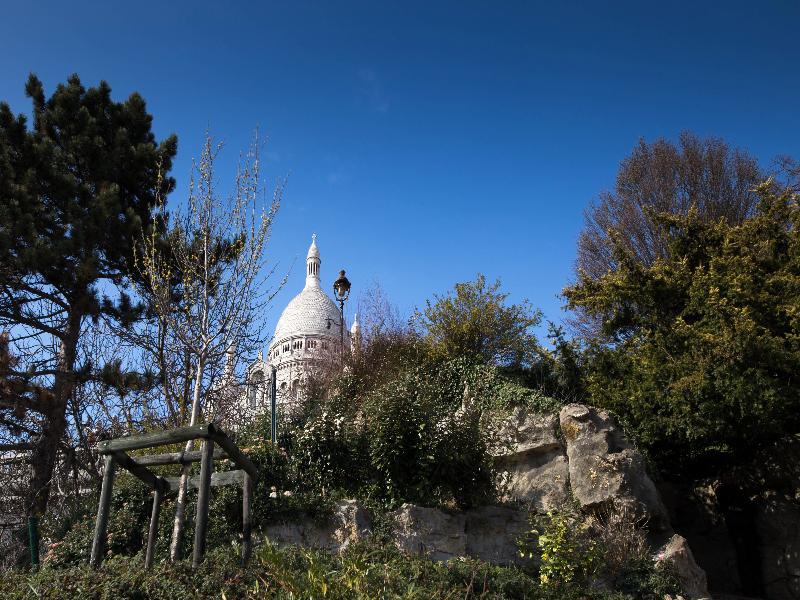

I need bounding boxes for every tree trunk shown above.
[168,353,205,561]
[25,312,81,520]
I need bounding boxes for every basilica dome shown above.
[267,235,344,365]
[273,285,341,342]
[240,234,349,415]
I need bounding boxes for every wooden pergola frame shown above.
[89,423,258,569]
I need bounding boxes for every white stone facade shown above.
[239,235,350,416]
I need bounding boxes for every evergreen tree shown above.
[0,74,177,520]
[564,183,800,475]
[574,132,764,337]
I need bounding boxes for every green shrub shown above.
[44,475,153,568]
[518,508,682,599]
[2,539,681,599]
[290,357,558,510]
[293,408,370,495]
[531,510,599,587]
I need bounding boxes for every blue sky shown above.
[2,1,799,344]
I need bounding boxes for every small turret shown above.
[224,341,236,379]
[350,312,361,354]
[305,233,321,289]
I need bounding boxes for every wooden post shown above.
[242,472,252,564]
[192,438,214,567]
[145,484,164,569]
[28,516,40,569]
[90,455,116,568]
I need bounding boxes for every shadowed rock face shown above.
[558,403,670,531]
[260,499,373,552]
[391,504,466,561]
[755,501,800,600]
[494,409,569,510]
[391,503,534,567]
[464,505,533,566]
[657,534,710,599]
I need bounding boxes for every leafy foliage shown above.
[519,507,680,599]
[4,539,679,600]
[417,274,542,368]
[296,353,566,510]
[0,73,177,521]
[524,510,599,587]
[565,184,800,475]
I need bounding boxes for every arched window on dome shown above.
[248,370,264,408]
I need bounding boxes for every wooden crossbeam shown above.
[97,424,212,454]
[133,448,228,466]
[209,428,258,480]
[162,469,245,492]
[109,450,168,492]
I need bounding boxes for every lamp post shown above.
[330,269,351,364]
[270,365,277,444]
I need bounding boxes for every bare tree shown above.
[356,279,408,343]
[577,131,764,281]
[135,130,282,560]
[572,132,765,337]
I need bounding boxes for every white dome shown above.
[272,286,341,343]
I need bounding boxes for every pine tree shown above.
[0,74,177,520]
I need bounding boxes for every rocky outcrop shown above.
[261,499,372,552]
[494,409,569,510]
[464,505,531,566]
[559,403,670,530]
[391,503,532,566]
[392,504,466,561]
[263,501,534,566]
[257,402,719,598]
[755,500,800,600]
[657,534,710,600]
[329,499,373,552]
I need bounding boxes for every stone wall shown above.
[258,403,800,599]
[259,403,712,599]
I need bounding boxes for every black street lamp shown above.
[329,269,351,363]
